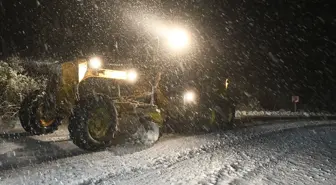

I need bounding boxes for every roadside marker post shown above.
[292,96,299,112]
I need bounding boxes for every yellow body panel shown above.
[51,59,156,118]
[57,59,127,106]
[55,61,80,113]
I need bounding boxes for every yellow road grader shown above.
[19,57,235,151]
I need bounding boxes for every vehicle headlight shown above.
[183,91,196,104]
[104,70,138,82]
[89,57,102,69]
[78,62,88,82]
[105,70,127,79]
[127,70,138,82]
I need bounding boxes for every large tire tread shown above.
[68,94,118,151]
[19,91,61,135]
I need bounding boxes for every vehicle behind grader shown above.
[19,57,235,151]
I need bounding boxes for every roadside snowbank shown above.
[235,110,336,118]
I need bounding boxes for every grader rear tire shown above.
[68,94,118,151]
[19,91,61,135]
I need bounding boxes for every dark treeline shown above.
[0,0,335,111]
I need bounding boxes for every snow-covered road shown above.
[0,120,335,185]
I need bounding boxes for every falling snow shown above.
[0,1,335,184]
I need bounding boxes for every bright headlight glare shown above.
[167,28,189,50]
[78,62,88,82]
[127,71,138,82]
[89,57,102,69]
[105,70,127,79]
[183,91,196,104]
[104,70,138,82]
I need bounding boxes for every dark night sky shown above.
[0,0,336,111]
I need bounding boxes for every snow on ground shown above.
[0,120,335,185]
[0,124,85,171]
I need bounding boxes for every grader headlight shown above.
[127,70,138,82]
[183,90,197,105]
[105,70,127,79]
[89,57,102,69]
[104,70,138,82]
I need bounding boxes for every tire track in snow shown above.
[0,129,88,171]
[82,123,336,185]
[0,120,325,172]
[197,125,336,185]
[1,121,335,185]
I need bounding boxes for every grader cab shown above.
[19,57,162,151]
